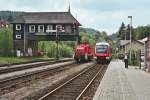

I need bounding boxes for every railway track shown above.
[0,58,73,75]
[38,64,107,100]
[0,58,56,67]
[0,61,75,95]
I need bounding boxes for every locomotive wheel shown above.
[88,56,92,61]
[75,58,80,63]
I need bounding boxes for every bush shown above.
[128,50,139,66]
[112,54,118,59]
[118,54,124,60]
[39,42,73,58]
[0,28,13,56]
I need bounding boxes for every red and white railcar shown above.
[95,42,112,64]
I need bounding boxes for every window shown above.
[29,25,35,32]
[56,25,62,30]
[38,25,44,32]
[56,25,65,32]
[16,34,21,39]
[16,24,21,30]
[46,25,55,32]
[65,25,71,33]
[96,45,108,53]
[47,25,53,30]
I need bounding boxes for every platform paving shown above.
[93,60,150,100]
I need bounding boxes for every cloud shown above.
[0,0,68,12]
[0,0,150,34]
[72,0,150,12]
[71,8,127,34]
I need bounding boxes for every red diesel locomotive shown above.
[74,43,93,63]
[95,42,112,64]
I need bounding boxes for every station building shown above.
[11,10,81,56]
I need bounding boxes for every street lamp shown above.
[128,16,132,43]
[128,16,132,62]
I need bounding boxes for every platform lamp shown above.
[128,16,132,62]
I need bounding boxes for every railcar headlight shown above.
[106,57,110,59]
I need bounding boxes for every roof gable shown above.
[120,40,130,46]
[120,40,144,46]
[12,12,81,25]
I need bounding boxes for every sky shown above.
[0,0,150,35]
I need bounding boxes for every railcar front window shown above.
[96,48,106,53]
[96,45,108,49]
[96,45,108,53]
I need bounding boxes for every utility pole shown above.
[123,27,127,54]
[23,16,26,56]
[56,26,59,60]
[23,24,26,56]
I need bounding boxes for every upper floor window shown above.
[29,25,35,32]
[47,25,53,30]
[38,25,44,32]
[56,25,65,32]
[65,25,71,33]
[16,24,21,30]
[46,25,54,32]
[56,25,62,30]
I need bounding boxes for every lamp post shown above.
[128,16,132,62]
[128,16,132,43]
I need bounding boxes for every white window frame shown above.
[47,25,53,30]
[46,25,55,32]
[56,25,62,30]
[16,24,21,30]
[56,25,65,32]
[29,25,35,33]
[38,25,44,32]
[16,34,21,39]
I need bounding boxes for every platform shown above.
[93,60,150,100]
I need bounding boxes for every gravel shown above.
[0,62,94,100]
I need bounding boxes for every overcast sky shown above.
[0,0,150,34]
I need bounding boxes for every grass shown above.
[0,56,51,65]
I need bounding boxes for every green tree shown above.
[0,28,13,56]
[39,41,74,58]
[118,22,126,39]
[7,16,13,22]
[41,42,46,52]
[134,25,150,40]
